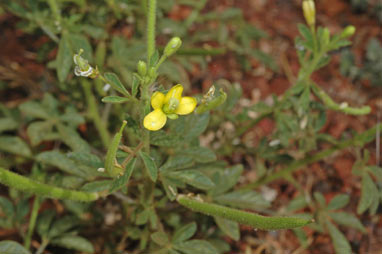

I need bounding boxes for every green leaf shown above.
[57,33,73,82]
[19,101,50,120]
[0,118,18,133]
[27,121,56,146]
[209,165,243,196]
[367,166,382,181]
[48,216,79,239]
[102,96,131,104]
[0,197,14,217]
[327,194,350,210]
[69,34,93,61]
[297,24,314,50]
[162,177,178,201]
[56,124,91,153]
[298,86,311,111]
[167,170,215,190]
[103,72,130,96]
[136,209,149,225]
[0,136,31,157]
[149,50,160,67]
[183,113,210,140]
[213,190,270,210]
[52,235,94,253]
[67,152,103,169]
[328,212,366,233]
[81,180,112,192]
[150,131,182,147]
[357,172,379,214]
[36,151,88,178]
[326,221,352,254]
[151,232,169,246]
[139,151,158,182]
[160,155,194,172]
[293,228,309,248]
[180,147,216,163]
[286,196,309,212]
[313,192,326,207]
[59,108,85,126]
[109,158,137,193]
[0,240,30,254]
[214,216,240,240]
[15,198,29,223]
[132,75,139,97]
[173,240,218,254]
[172,222,197,243]
[37,210,56,238]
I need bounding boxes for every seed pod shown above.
[177,195,312,230]
[105,121,127,177]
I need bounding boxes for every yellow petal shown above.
[151,91,165,110]
[175,96,197,115]
[164,84,183,104]
[143,109,167,131]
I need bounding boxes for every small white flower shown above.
[74,66,94,77]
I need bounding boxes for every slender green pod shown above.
[0,168,99,202]
[105,121,127,177]
[311,83,371,115]
[177,195,312,230]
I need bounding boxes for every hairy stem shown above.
[24,196,41,250]
[177,195,312,230]
[147,0,157,61]
[0,167,99,202]
[240,124,380,189]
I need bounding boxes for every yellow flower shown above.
[143,84,197,131]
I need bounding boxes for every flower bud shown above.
[163,37,182,57]
[340,25,356,38]
[148,67,157,78]
[137,60,147,76]
[302,0,315,27]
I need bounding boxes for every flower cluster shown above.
[143,84,197,131]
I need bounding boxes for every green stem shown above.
[36,239,49,254]
[141,85,151,152]
[235,111,272,137]
[177,195,312,230]
[240,124,380,189]
[159,47,226,56]
[311,82,371,115]
[81,79,111,148]
[24,196,41,250]
[0,167,100,202]
[147,0,157,61]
